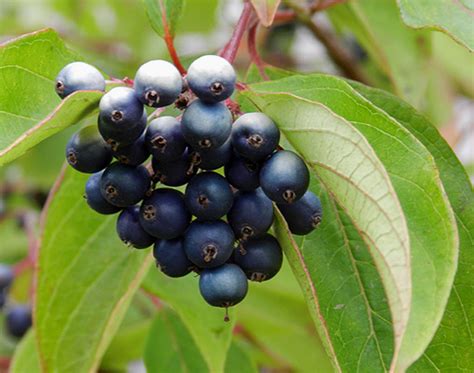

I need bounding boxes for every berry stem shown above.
[158,0,187,75]
[219,2,255,63]
[247,22,269,81]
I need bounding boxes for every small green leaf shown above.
[224,341,258,373]
[10,332,40,373]
[35,168,153,372]
[144,0,185,38]
[144,308,208,372]
[397,0,474,51]
[250,0,282,27]
[143,269,235,372]
[0,29,102,166]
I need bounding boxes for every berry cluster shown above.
[55,56,322,316]
[0,264,32,338]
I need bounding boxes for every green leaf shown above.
[224,341,258,373]
[0,29,102,167]
[328,0,431,107]
[348,81,474,372]
[250,0,282,27]
[144,0,185,39]
[10,332,40,373]
[241,74,458,370]
[35,167,153,372]
[237,261,334,372]
[397,0,474,51]
[143,269,235,372]
[144,307,208,372]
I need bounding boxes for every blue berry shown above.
[185,172,233,220]
[153,238,194,278]
[231,113,280,161]
[189,137,232,171]
[184,220,235,268]
[0,264,13,291]
[277,191,322,235]
[139,188,190,239]
[112,132,149,166]
[260,150,309,204]
[182,100,232,150]
[55,62,105,98]
[98,87,146,148]
[100,163,150,207]
[66,125,112,173]
[85,172,121,214]
[199,264,248,307]
[116,206,154,249]
[5,305,32,338]
[227,188,273,240]
[152,149,197,187]
[224,155,260,191]
[146,116,186,162]
[234,234,283,282]
[186,55,236,103]
[134,60,182,107]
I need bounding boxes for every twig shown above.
[247,22,269,80]
[158,0,186,75]
[219,2,255,63]
[284,0,369,84]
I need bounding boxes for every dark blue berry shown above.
[5,305,32,338]
[182,100,232,150]
[186,55,236,103]
[152,149,197,187]
[98,87,146,148]
[134,60,182,107]
[55,62,105,99]
[100,163,150,207]
[184,220,235,268]
[189,137,232,171]
[153,238,194,278]
[227,188,273,240]
[231,113,280,161]
[184,172,233,220]
[199,264,248,307]
[260,150,309,204]
[66,125,112,173]
[116,206,154,249]
[234,234,283,282]
[146,116,186,162]
[85,172,121,214]
[139,188,190,239]
[277,191,322,235]
[0,264,14,290]
[112,132,149,166]
[224,155,260,191]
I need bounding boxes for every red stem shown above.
[158,1,186,75]
[219,2,254,63]
[274,0,348,23]
[247,22,269,80]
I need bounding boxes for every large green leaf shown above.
[328,0,431,108]
[397,0,474,52]
[241,74,458,370]
[144,308,208,372]
[10,332,40,373]
[35,167,153,372]
[143,267,235,372]
[144,0,185,39]
[349,81,474,372]
[0,29,102,167]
